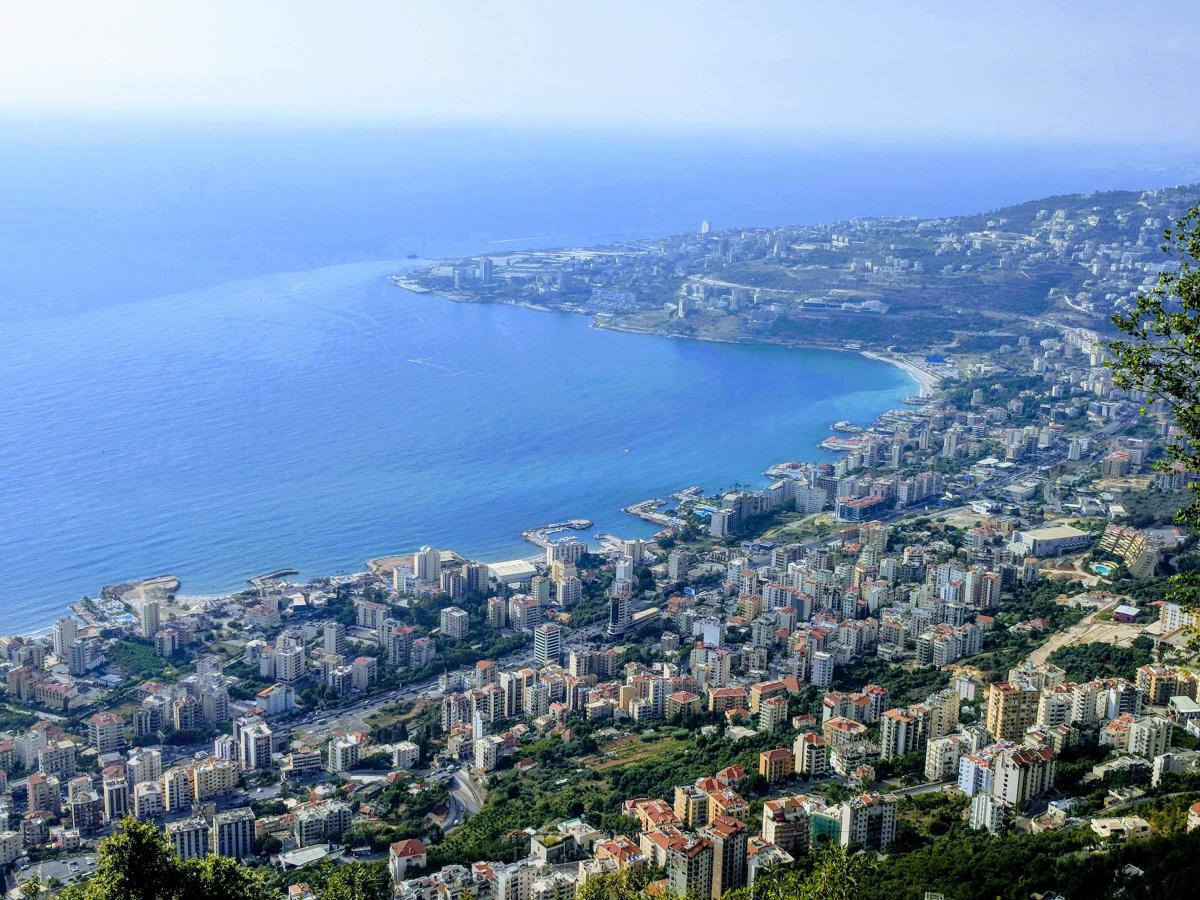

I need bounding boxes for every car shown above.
[256,787,263,793]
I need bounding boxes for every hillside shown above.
[398,184,1200,352]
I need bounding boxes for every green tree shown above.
[320,862,392,900]
[796,845,876,900]
[573,865,660,900]
[1110,200,1200,530]
[176,855,274,900]
[62,817,180,900]
[58,817,275,900]
[726,845,876,900]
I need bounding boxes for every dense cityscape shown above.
[4,192,1200,898]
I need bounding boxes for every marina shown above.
[520,518,593,549]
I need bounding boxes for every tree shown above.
[797,845,876,900]
[57,817,274,900]
[1110,200,1200,531]
[61,817,180,900]
[320,862,392,900]
[574,865,660,900]
[726,845,876,900]
[176,855,274,900]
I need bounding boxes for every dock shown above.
[521,519,593,549]
[596,533,629,554]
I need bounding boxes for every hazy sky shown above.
[3,2,1197,142]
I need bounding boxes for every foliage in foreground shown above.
[54,804,1200,900]
[57,818,389,900]
[1110,200,1200,533]
[57,818,273,900]
[553,821,1200,900]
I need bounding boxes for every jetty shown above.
[248,568,299,588]
[595,533,629,554]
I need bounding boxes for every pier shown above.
[521,518,593,549]
[248,568,299,587]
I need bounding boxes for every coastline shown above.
[594,318,941,397]
[859,350,941,397]
[394,278,944,397]
[19,286,942,642]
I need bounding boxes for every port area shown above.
[521,519,593,549]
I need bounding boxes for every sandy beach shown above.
[860,350,943,396]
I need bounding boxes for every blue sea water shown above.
[0,119,1194,634]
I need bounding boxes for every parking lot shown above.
[13,853,97,890]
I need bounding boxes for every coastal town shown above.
[394,185,1200,356]
[2,293,1200,899]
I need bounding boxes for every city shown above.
[4,5,1200,899]
[3,299,1200,898]
[395,186,1200,356]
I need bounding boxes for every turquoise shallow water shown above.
[1,120,1189,634]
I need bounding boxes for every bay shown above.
[0,258,911,634]
[1,119,1192,634]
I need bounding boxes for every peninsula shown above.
[394,184,1200,357]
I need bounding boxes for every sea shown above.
[1,117,1195,635]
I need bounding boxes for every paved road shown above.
[441,762,489,834]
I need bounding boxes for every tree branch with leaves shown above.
[1109,200,1200,611]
